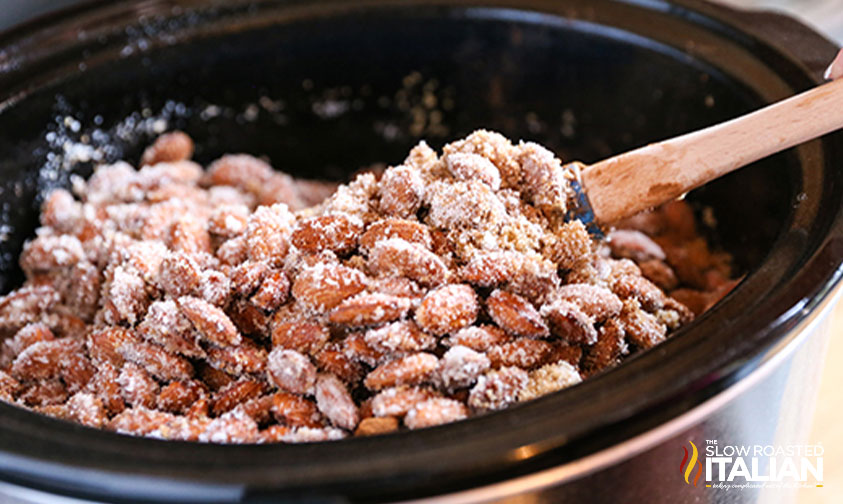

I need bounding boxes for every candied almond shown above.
[267,348,317,395]
[228,299,270,337]
[271,319,329,355]
[368,238,448,287]
[66,392,107,428]
[158,380,205,414]
[315,373,359,430]
[618,300,667,349]
[41,189,81,233]
[355,416,399,436]
[370,386,440,418]
[404,398,468,429]
[117,338,193,382]
[443,325,511,351]
[425,179,506,230]
[170,216,212,255]
[205,154,274,194]
[291,214,363,254]
[251,270,290,312]
[359,219,432,252]
[364,353,439,391]
[459,251,558,302]
[442,130,521,189]
[157,252,201,297]
[378,165,423,218]
[11,339,90,385]
[117,363,159,409]
[217,235,248,266]
[20,380,68,406]
[607,229,666,263]
[485,290,549,338]
[612,274,666,312]
[415,284,479,336]
[211,379,267,416]
[313,344,364,383]
[206,341,267,375]
[518,361,582,402]
[198,269,232,307]
[517,141,571,218]
[20,235,85,275]
[179,296,242,347]
[582,318,628,376]
[199,410,259,443]
[89,362,125,415]
[246,204,294,266]
[270,391,322,428]
[444,152,501,190]
[109,407,174,436]
[487,337,554,370]
[364,320,435,354]
[101,266,148,325]
[141,131,194,166]
[468,366,528,412]
[553,284,622,322]
[343,332,387,367]
[1,323,55,368]
[231,261,270,297]
[138,299,205,357]
[540,299,598,345]
[638,259,679,292]
[208,205,250,238]
[0,284,60,334]
[437,345,490,390]
[330,293,412,327]
[291,263,367,312]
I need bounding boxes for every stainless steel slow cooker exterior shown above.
[0,1,840,503]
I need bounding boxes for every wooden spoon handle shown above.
[580,77,843,224]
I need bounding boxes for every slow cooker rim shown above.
[0,0,840,501]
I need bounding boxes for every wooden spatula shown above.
[567,69,843,227]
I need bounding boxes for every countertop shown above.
[798,299,842,503]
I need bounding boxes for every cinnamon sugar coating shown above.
[0,130,737,442]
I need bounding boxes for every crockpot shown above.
[0,0,840,502]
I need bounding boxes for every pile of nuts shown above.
[0,130,736,443]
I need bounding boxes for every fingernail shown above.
[825,49,843,81]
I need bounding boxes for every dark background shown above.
[1,0,87,33]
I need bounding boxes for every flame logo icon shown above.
[679,441,703,487]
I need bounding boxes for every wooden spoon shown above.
[568,75,843,226]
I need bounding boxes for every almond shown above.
[364,353,439,391]
[415,284,479,336]
[359,219,431,252]
[368,238,448,287]
[291,214,363,254]
[178,296,242,347]
[291,263,367,312]
[329,293,411,327]
[485,290,549,338]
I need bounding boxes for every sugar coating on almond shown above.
[519,361,582,402]
[415,284,479,336]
